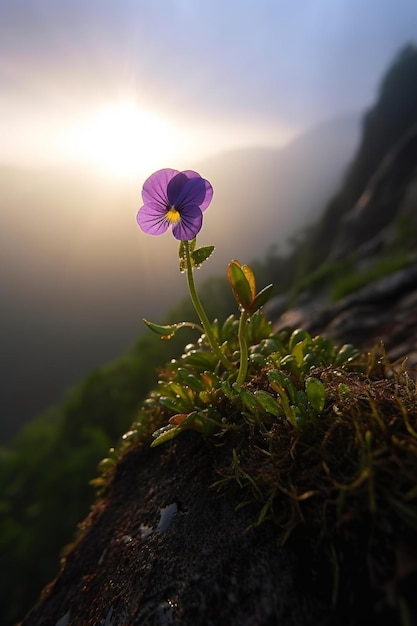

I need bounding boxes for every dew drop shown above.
[121,534,133,544]
[157,503,178,533]
[139,523,154,539]
[55,612,70,626]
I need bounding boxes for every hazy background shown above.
[1,0,417,441]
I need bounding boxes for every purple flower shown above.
[137,168,213,240]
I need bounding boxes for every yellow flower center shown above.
[166,206,181,224]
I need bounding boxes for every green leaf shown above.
[295,390,308,409]
[152,408,220,446]
[278,354,297,373]
[220,380,237,400]
[182,350,219,370]
[227,261,254,310]
[250,284,274,313]
[249,352,267,366]
[267,370,296,402]
[267,369,286,385]
[305,377,326,413]
[302,352,319,373]
[246,312,273,344]
[221,314,239,341]
[200,371,221,390]
[177,368,206,393]
[239,389,258,413]
[143,319,182,339]
[158,395,185,412]
[338,383,351,399]
[288,328,311,352]
[254,390,281,416]
[166,382,194,409]
[151,413,206,445]
[143,319,202,340]
[335,344,360,365]
[191,245,215,267]
[151,424,180,447]
[198,407,222,435]
[292,339,308,366]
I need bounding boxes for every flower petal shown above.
[166,173,202,207]
[200,179,213,211]
[171,204,203,240]
[166,171,191,205]
[142,168,179,207]
[181,170,213,211]
[175,177,207,209]
[137,203,169,236]
[167,171,213,212]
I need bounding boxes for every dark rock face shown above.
[328,123,417,262]
[19,432,399,626]
[270,121,417,373]
[274,264,417,373]
[20,436,299,625]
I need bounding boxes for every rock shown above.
[273,264,417,373]
[328,117,417,263]
[19,431,405,626]
[17,435,321,625]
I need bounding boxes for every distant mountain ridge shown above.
[196,113,360,267]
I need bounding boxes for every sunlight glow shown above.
[57,102,186,178]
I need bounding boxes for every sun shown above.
[58,102,184,178]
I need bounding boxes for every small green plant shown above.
[135,168,275,444]
[132,170,360,449]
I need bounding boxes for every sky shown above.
[1,0,417,179]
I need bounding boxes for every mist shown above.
[0,112,359,441]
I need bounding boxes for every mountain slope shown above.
[197,113,360,266]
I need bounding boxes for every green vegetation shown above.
[95,318,417,622]
[288,248,415,304]
[330,253,414,301]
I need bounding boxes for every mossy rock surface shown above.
[20,421,416,626]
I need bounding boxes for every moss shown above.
[330,253,414,300]
[96,319,417,551]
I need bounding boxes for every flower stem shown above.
[183,240,233,371]
[236,309,249,385]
